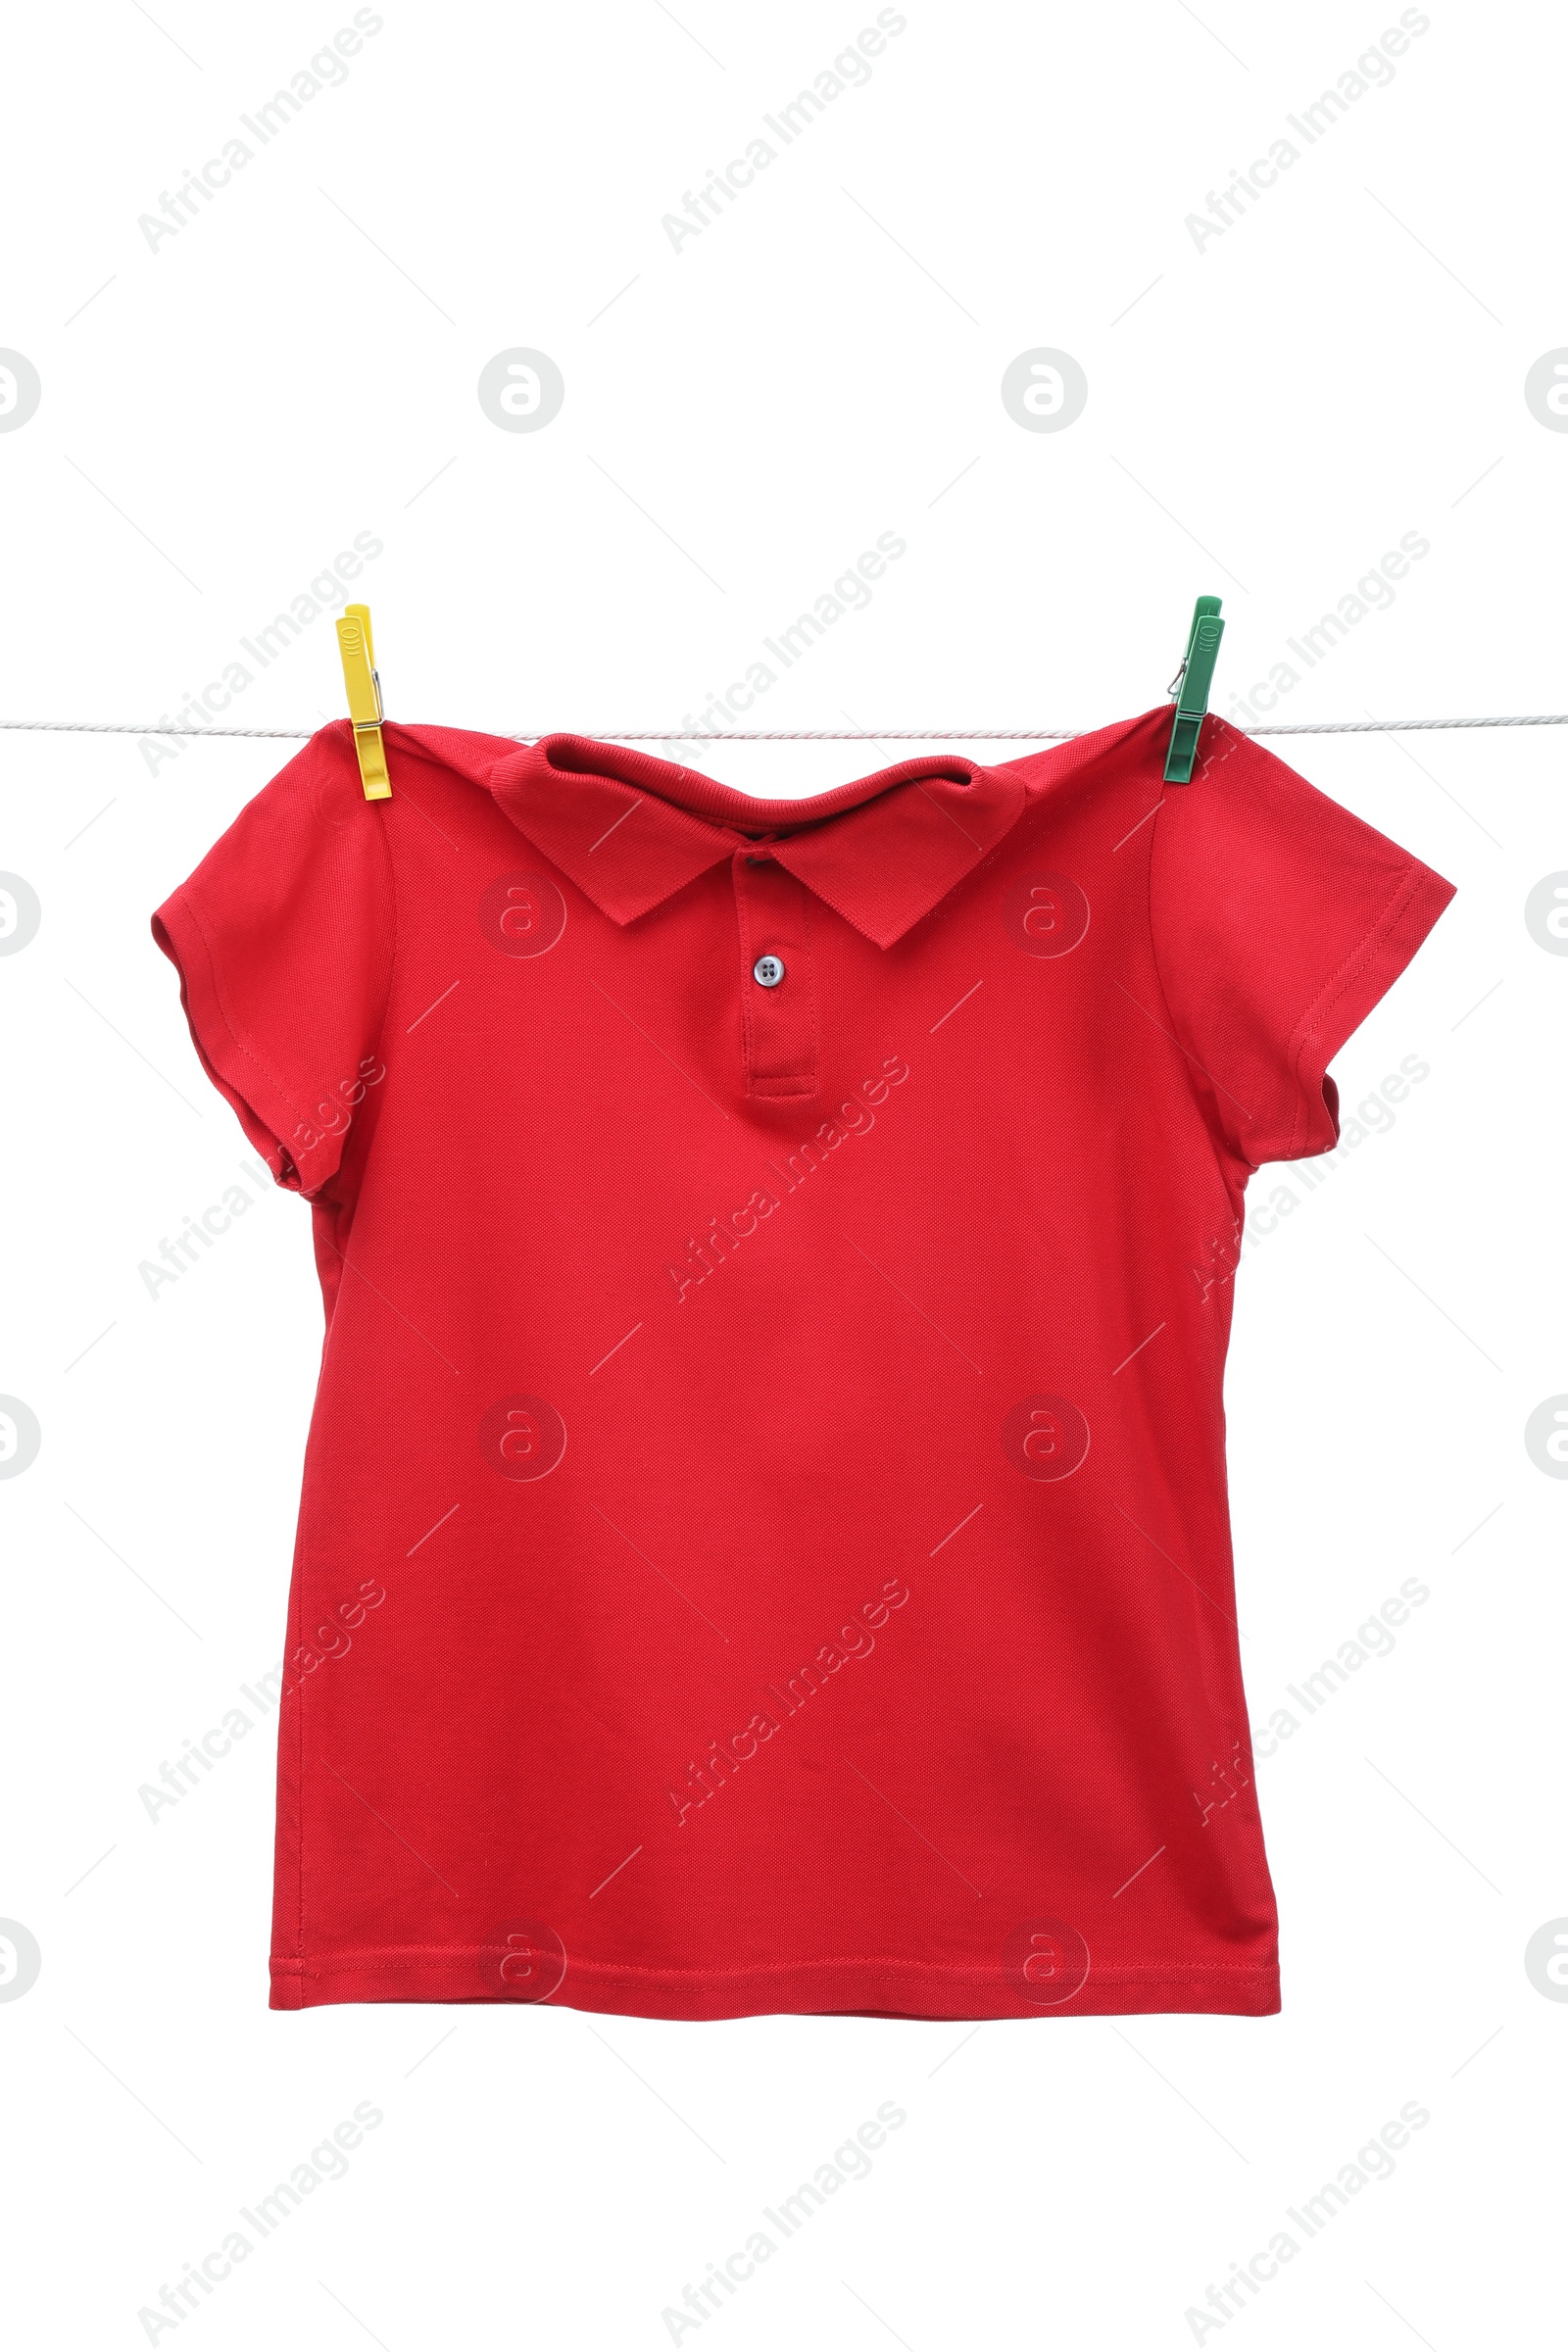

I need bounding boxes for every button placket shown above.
[733,849,817,1100]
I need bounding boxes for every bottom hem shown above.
[270,1950,1281,2020]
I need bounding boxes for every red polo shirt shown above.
[152,708,1453,2018]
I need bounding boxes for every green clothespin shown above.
[1163,595,1225,783]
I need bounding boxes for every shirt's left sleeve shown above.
[151,722,396,1198]
[1148,719,1456,1168]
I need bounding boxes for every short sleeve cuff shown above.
[1285,857,1456,1160]
[152,883,343,1196]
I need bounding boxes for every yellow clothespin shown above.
[335,603,391,800]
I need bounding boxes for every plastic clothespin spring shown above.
[1163,595,1225,784]
[335,603,391,801]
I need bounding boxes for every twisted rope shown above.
[1,714,1564,742]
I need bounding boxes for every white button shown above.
[753,955,785,988]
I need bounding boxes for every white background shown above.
[2,1,1562,2344]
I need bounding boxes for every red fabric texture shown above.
[151,707,1453,2019]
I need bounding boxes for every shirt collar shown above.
[384,717,1161,948]
[453,732,1027,949]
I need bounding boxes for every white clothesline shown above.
[0,714,1564,741]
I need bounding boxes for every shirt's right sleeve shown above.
[1149,720,1455,1169]
[151,722,396,1198]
